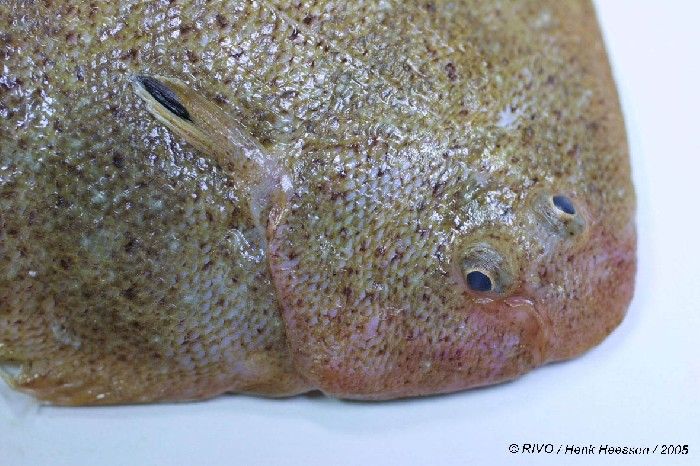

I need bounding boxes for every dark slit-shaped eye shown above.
[552,195,576,215]
[136,75,192,122]
[466,270,493,292]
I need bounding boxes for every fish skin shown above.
[0,0,635,404]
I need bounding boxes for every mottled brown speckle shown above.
[0,0,634,405]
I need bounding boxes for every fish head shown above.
[451,185,636,361]
[269,135,636,398]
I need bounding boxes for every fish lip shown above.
[451,258,554,363]
[501,295,555,364]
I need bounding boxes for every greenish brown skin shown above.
[0,0,635,405]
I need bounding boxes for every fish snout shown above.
[522,191,636,362]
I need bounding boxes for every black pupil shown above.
[137,75,192,122]
[467,271,492,292]
[553,195,576,215]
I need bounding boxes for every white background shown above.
[1,1,698,465]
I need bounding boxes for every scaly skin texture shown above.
[0,0,635,405]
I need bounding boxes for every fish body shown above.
[0,0,635,404]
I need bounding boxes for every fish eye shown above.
[552,195,576,215]
[459,242,517,296]
[466,270,493,292]
[532,191,587,238]
[136,75,192,122]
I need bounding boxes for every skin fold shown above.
[0,0,635,405]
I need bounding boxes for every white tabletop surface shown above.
[2,1,698,465]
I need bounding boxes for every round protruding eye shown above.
[552,195,576,215]
[466,270,493,292]
[459,242,517,296]
[532,192,586,238]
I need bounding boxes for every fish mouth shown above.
[483,295,554,366]
[449,259,554,365]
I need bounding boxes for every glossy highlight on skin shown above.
[0,0,636,405]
